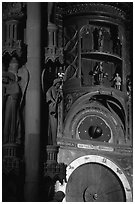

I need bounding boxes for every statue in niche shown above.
[90,62,108,85]
[2,57,29,144]
[115,37,122,56]
[81,26,93,52]
[46,78,62,145]
[93,27,104,51]
[98,28,104,51]
[103,29,112,53]
[112,29,122,57]
[113,73,122,90]
[126,75,132,97]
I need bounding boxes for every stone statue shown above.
[92,62,108,85]
[2,57,29,144]
[98,28,104,51]
[46,78,62,145]
[126,75,132,97]
[113,73,121,90]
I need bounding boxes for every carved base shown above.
[3,143,23,175]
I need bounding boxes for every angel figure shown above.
[2,57,29,144]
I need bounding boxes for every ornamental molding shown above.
[62,3,125,20]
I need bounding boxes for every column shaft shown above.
[24,3,41,201]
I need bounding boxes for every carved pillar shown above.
[24,3,41,201]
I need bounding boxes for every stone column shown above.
[24,3,41,201]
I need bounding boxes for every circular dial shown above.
[77,115,112,142]
[66,163,126,202]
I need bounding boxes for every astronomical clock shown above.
[47,2,133,202]
[2,2,132,202]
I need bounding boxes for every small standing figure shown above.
[113,73,121,90]
[46,78,62,145]
[98,28,104,51]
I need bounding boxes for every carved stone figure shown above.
[92,62,108,85]
[93,27,104,51]
[98,28,104,51]
[46,78,62,145]
[113,36,122,57]
[113,73,121,90]
[2,57,29,144]
[126,75,132,97]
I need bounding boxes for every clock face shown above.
[66,163,126,202]
[77,115,113,142]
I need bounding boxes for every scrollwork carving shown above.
[64,25,79,81]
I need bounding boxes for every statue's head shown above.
[8,57,19,73]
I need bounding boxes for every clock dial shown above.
[66,163,126,202]
[77,115,112,142]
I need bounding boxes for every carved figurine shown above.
[113,35,122,57]
[92,62,108,85]
[126,75,132,97]
[2,57,29,144]
[46,78,62,145]
[93,27,104,51]
[113,73,121,90]
[98,28,104,51]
